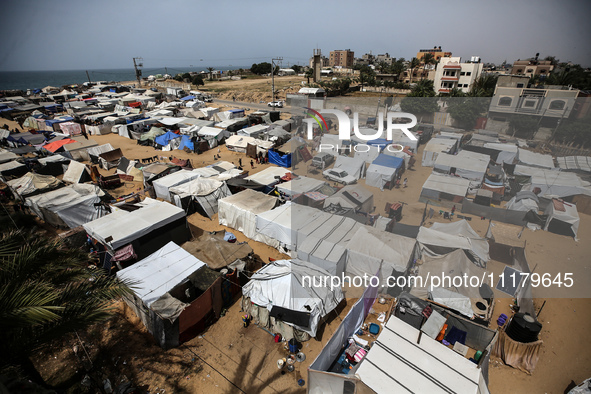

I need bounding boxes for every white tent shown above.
[225,135,274,154]
[514,165,591,198]
[419,173,471,206]
[169,177,232,218]
[7,172,62,199]
[197,126,229,148]
[345,225,416,292]
[422,138,458,167]
[517,148,554,169]
[556,156,591,172]
[544,199,580,239]
[390,130,419,152]
[152,170,202,202]
[433,150,490,182]
[218,189,278,241]
[505,191,539,212]
[200,107,219,119]
[275,176,326,198]
[63,160,90,184]
[323,184,374,212]
[417,220,490,264]
[241,259,344,338]
[483,143,518,164]
[83,198,187,253]
[355,316,489,394]
[245,167,291,188]
[25,184,106,228]
[214,117,247,130]
[237,124,268,139]
[333,155,366,179]
[0,149,19,164]
[353,145,381,164]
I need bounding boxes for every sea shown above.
[0,66,247,92]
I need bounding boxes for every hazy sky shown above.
[0,0,589,71]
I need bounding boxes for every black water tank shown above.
[505,313,542,343]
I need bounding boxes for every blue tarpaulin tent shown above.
[365,138,390,150]
[178,135,194,151]
[268,150,292,168]
[155,131,182,147]
[45,117,73,127]
[372,154,404,169]
[180,95,196,101]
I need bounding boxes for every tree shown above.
[468,74,498,97]
[292,65,302,74]
[552,113,591,147]
[408,57,420,83]
[192,74,204,86]
[0,231,133,386]
[509,114,539,138]
[400,79,439,116]
[305,68,314,84]
[447,97,491,130]
[181,73,191,81]
[391,59,406,81]
[206,67,215,81]
[250,62,273,75]
[357,65,376,91]
[173,73,183,82]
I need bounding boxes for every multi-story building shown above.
[433,57,483,94]
[329,49,355,68]
[309,54,329,69]
[417,46,452,62]
[376,53,394,66]
[511,59,554,78]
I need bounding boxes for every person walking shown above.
[238,158,242,167]
[403,178,408,188]
[250,159,254,169]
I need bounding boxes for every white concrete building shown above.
[433,57,484,94]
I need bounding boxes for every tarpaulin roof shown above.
[417,220,490,263]
[181,231,252,270]
[155,131,182,146]
[180,95,196,101]
[140,126,166,141]
[268,150,291,168]
[43,138,76,152]
[372,154,404,169]
[7,172,62,197]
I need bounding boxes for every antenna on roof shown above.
[133,57,143,87]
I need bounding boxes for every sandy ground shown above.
[4,106,591,393]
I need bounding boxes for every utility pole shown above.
[271,57,283,102]
[85,70,91,84]
[133,57,143,87]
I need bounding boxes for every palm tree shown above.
[468,74,499,97]
[305,68,314,84]
[207,67,215,81]
[409,57,420,84]
[0,230,134,386]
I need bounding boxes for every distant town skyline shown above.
[0,0,589,72]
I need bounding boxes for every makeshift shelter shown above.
[117,242,231,349]
[155,131,182,149]
[36,155,70,176]
[483,143,518,164]
[514,165,591,199]
[410,249,493,319]
[142,163,181,185]
[87,143,115,164]
[62,137,98,161]
[0,149,18,164]
[433,150,490,183]
[138,126,166,143]
[505,191,539,212]
[275,176,326,199]
[63,160,91,184]
[83,198,191,260]
[245,167,291,192]
[7,172,62,200]
[241,259,344,340]
[42,138,76,153]
[323,184,374,213]
[276,137,310,165]
[422,137,458,167]
[169,178,232,218]
[152,170,202,202]
[419,173,471,207]
[25,184,107,228]
[333,155,366,180]
[556,156,591,172]
[99,148,124,170]
[197,126,228,148]
[0,160,28,181]
[214,117,248,133]
[366,154,404,190]
[544,199,579,239]
[200,107,219,119]
[237,124,268,139]
[225,135,273,154]
[182,231,252,270]
[345,225,417,294]
[218,189,278,243]
[58,121,82,136]
[417,220,490,265]
[517,148,554,169]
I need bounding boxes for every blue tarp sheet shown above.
[180,95,195,101]
[229,109,245,114]
[268,150,292,168]
[178,135,194,151]
[365,138,391,150]
[155,131,182,146]
[372,154,404,169]
[45,117,73,126]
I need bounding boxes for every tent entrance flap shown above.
[270,306,311,329]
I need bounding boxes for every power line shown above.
[183,346,247,393]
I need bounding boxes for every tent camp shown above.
[225,135,273,155]
[62,137,98,161]
[25,184,107,229]
[556,156,591,172]
[155,131,182,150]
[99,148,124,170]
[142,163,181,185]
[433,150,490,182]
[87,143,115,164]
[505,191,539,212]
[117,241,232,349]
[36,155,70,176]
[214,117,249,133]
[483,143,518,164]
[63,160,91,184]
[544,199,579,239]
[333,155,366,180]
[198,126,228,148]
[151,170,202,202]
[169,177,232,218]
[237,124,268,139]
[218,189,278,242]
[275,176,326,199]
[422,137,458,167]
[419,173,471,207]
[83,197,191,260]
[345,225,417,294]
[241,259,344,340]
[517,148,554,169]
[417,220,490,265]
[0,160,28,181]
[7,172,62,200]
[0,149,19,164]
[365,154,404,190]
[514,165,591,199]
[323,184,374,213]
[138,126,166,144]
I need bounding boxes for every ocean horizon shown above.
[0,66,248,92]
